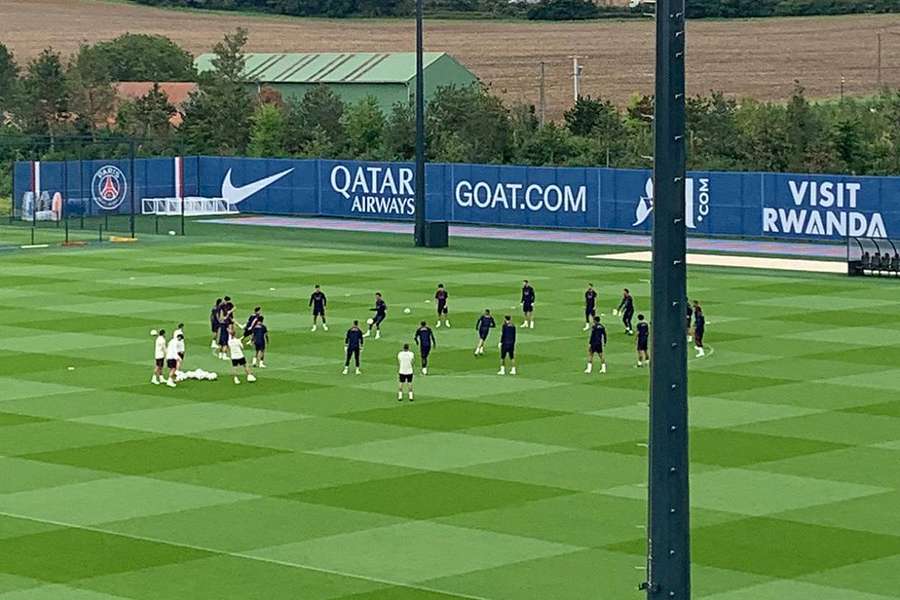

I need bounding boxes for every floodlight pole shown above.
[643,0,690,598]
[413,0,427,247]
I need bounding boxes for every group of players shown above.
[151,280,708,396]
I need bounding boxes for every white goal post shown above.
[141,197,239,217]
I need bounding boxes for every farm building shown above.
[194,52,478,111]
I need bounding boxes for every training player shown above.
[617,288,635,335]
[584,283,598,330]
[498,315,517,375]
[210,299,222,349]
[151,329,167,385]
[520,280,536,328]
[164,332,183,388]
[217,296,235,360]
[474,309,496,356]
[636,314,650,367]
[435,283,450,328]
[243,306,262,340]
[344,320,364,375]
[686,299,693,342]
[692,300,706,357]
[173,323,186,374]
[415,320,436,375]
[251,316,269,368]
[365,292,387,339]
[585,316,607,374]
[228,324,256,384]
[397,343,415,401]
[309,285,328,331]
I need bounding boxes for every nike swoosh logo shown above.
[221,168,294,204]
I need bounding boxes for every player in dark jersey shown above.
[692,301,706,357]
[343,320,364,375]
[243,306,262,338]
[415,320,436,375]
[474,309,496,356]
[309,285,328,332]
[435,284,450,328]
[217,296,235,360]
[685,299,693,342]
[617,288,635,335]
[520,280,536,329]
[251,316,269,368]
[210,299,222,350]
[498,315,517,375]
[585,316,607,374]
[365,292,387,340]
[636,314,650,367]
[583,283,598,331]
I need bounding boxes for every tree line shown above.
[1,29,899,200]
[132,0,900,20]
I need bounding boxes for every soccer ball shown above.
[403,308,411,314]
[150,329,158,336]
[168,230,176,236]
[366,318,374,326]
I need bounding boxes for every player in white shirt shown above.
[151,329,167,385]
[172,323,185,374]
[228,325,256,385]
[397,343,415,402]
[164,334,182,388]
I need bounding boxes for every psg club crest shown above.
[91,165,128,211]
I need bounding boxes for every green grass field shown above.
[1,224,899,600]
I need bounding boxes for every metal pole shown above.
[877,32,882,87]
[642,0,690,597]
[539,61,546,127]
[413,0,427,248]
[573,56,580,100]
[840,74,845,101]
[129,140,136,238]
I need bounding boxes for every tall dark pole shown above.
[413,0,426,247]
[643,0,690,598]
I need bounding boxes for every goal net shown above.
[141,197,239,217]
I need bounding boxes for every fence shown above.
[12,155,900,242]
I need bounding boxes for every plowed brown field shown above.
[4,0,900,119]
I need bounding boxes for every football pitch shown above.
[1,223,899,600]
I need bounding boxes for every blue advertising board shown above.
[13,156,898,241]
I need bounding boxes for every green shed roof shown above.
[195,52,466,85]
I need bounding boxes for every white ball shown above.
[366,318,374,326]
[168,230,176,236]
[403,308,411,314]
[150,329,158,336]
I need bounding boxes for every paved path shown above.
[201,216,846,259]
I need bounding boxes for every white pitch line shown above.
[588,250,846,274]
[0,511,494,600]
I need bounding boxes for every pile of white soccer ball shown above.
[175,369,218,382]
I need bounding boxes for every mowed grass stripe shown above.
[0,231,897,599]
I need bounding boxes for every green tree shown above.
[344,96,386,160]
[427,84,511,163]
[90,34,195,82]
[0,43,19,114]
[283,85,347,156]
[383,101,415,160]
[67,44,117,134]
[116,83,178,150]
[18,49,70,142]
[686,91,745,170]
[179,28,253,154]
[516,122,578,165]
[248,103,287,157]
